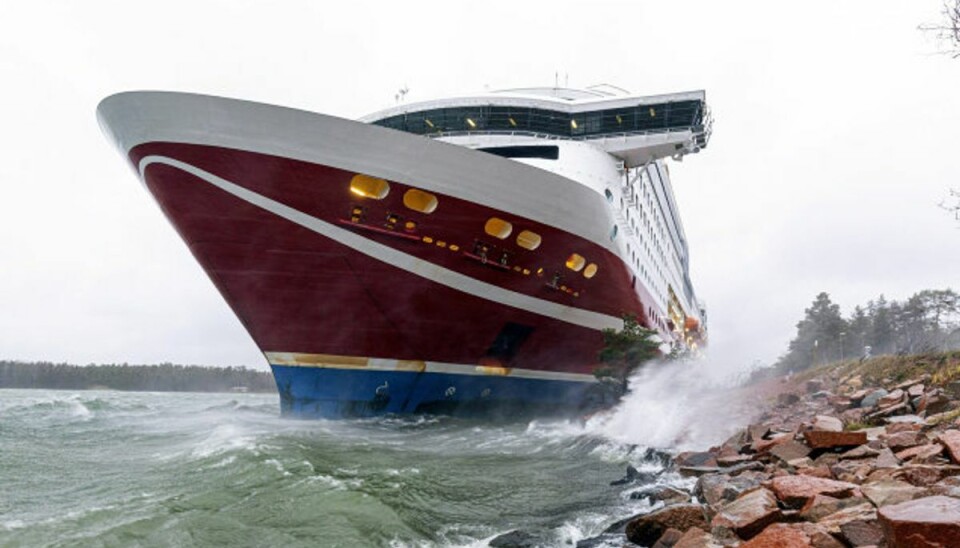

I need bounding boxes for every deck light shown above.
[466,118,477,128]
[570,119,578,129]
[616,115,623,124]
[424,118,435,128]
[508,117,517,127]
[649,107,656,117]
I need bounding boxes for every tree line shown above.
[0,361,277,393]
[776,288,960,373]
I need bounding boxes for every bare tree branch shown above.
[940,188,960,225]
[920,0,960,58]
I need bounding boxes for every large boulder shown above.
[710,488,781,540]
[803,430,867,450]
[878,389,905,408]
[672,527,719,548]
[799,494,870,522]
[694,472,765,507]
[878,495,960,546]
[938,430,960,465]
[811,415,843,432]
[860,479,928,507]
[860,389,888,408]
[625,504,708,546]
[837,519,884,546]
[767,476,859,509]
[738,523,810,547]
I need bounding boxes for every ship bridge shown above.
[362,88,712,167]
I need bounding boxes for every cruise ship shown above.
[97,86,711,418]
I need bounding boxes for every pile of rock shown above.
[607,374,960,547]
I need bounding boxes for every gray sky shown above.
[1,1,958,370]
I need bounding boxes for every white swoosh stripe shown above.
[139,155,623,331]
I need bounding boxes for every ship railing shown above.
[426,124,710,147]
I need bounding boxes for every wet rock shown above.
[938,430,960,465]
[747,424,771,443]
[716,454,753,467]
[651,527,685,548]
[847,388,869,403]
[630,485,690,506]
[908,383,925,398]
[753,433,793,454]
[767,475,860,509]
[861,479,928,507]
[694,473,762,506]
[739,523,810,547]
[710,488,781,540]
[610,464,658,486]
[860,389,888,409]
[878,495,960,547]
[672,527,717,548]
[676,451,718,469]
[799,494,870,522]
[625,504,708,546]
[815,503,877,534]
[811,415,843,432]
[489,530,541,548]
[679,461,764,478]
[769,440,811,463]
[798,465,834,479]
[837,519,884,547]
[803,430,867,450]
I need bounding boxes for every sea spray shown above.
[594,355,760,452]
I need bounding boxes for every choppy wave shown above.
[0,388,695,547]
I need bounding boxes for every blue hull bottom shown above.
[270,365,614,419]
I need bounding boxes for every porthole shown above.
[516,230,542,250]
[610,225,618,241]
[604,189,614,203]
[565,253,585,272]
[484,217,513,239]
[403,188,438,214]
[583,263,598,279]
[349,174,390,199]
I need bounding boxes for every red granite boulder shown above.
[878,495,960,546]
[739,523,809,547]
[625,504,709,546]
[767,476,859,508]
[710,488,782,540]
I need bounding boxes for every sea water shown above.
[0,389,673,547]
[0,361,750,547]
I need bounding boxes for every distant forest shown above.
[0,361,277,393]
[776,288,960,372]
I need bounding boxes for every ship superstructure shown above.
[98,86,710,418]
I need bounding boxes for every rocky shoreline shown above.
[493,352,960,547]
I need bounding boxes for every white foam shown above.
[595,355,756,452]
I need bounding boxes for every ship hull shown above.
[98,92,667,419]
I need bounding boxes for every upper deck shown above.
[362,87,712,167]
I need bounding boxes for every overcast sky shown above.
[1,1,958,370]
